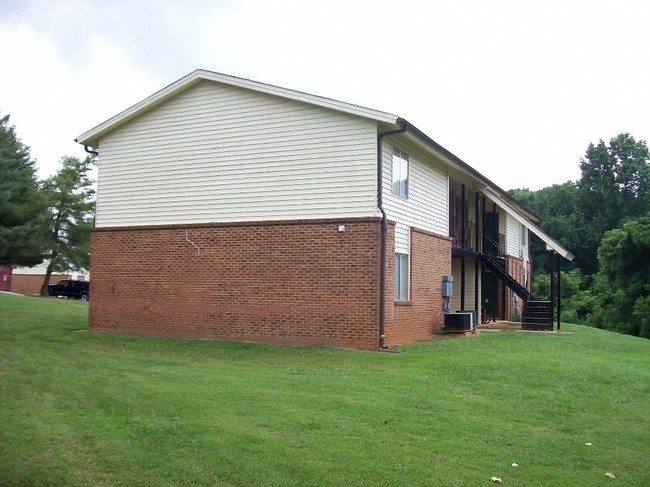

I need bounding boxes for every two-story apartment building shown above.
[76,69,573,350]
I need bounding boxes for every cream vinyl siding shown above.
[506,214,529,260]
[382,138,448,236]
[394,223,410,254]
[521,225,529,261]
[95,80,378,227]
[451,259,477,312]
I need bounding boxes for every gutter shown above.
[377,120,407,349]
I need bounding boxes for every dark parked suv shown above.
[48,279,90,301]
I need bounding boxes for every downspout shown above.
[377,120,407,349]
[82,145,99,228]
[83,145,99,156]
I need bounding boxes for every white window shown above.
[395,253,409,301]
[392,147,409,198]
[521,223,527,246]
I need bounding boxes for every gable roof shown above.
[76,69,573,261]
[75,69,399,148]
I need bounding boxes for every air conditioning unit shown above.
[443,312,474,331]
[456,310,477,330]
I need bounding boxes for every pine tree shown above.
[0,113,46,267]
[39,156,95,296]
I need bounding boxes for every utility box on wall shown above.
[442,275,453,297]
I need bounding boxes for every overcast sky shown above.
[1,0,648,190]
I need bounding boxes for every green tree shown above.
[510,182,580,274]
[533,269,583,303]
[582,214,650,338]
[510,134,650,329]
[0,114,46,266]
[39,156,95,296]
[577,133,650,275]
[532,269,584,323]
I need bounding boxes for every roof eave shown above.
[483,188,575,261]
[396,118,542,223]
[75,69,205,147]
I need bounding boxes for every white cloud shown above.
[0,19,159,179]
[0,21,79,175]
[79,35,160,127]
[1,0,649,190]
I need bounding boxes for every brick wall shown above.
[11,274,70,295]
[506,255,528,321]
[90,218,382,350]
[384,223,452,345]
[0,266,11,292]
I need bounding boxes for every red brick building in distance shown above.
[76,70,573,350]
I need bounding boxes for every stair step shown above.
[523,299,552,329]
[524,310,552,317]
[523,317,552,324]
[522,323,554,331]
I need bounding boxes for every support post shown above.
[549,251,556,329]
[480,195,487,321]
[492,202,499,255]
[461,184,466,248]
[474,192,480,313]
[481,195,486,254]
[460,256,466,310]
[556,253,562,330]
[474,258,480,312]
[475,192,480,251]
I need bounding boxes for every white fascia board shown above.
[484,188,575,261]
[76,69,399,147]
[195,70,399,124]
[75,70,204,147]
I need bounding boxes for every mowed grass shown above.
[1,295,649,486]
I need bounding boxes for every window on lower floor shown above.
[395,253,409,301]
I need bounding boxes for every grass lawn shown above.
[1,294,649,486]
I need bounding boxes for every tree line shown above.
[510,133,650,339]
[0,113,95,295]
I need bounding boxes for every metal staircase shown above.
[478,253,532,302]
[478,253,553,330]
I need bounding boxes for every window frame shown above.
[395,253,410,301]
[391,147,409,199]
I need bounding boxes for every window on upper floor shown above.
[392,147,409,199]
[521,223,527,246]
